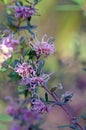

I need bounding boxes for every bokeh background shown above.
[0,0,86,130]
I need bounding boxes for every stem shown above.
[3,63,14,71]
[17,19,21,35]
[42,85,84,130]
[76,123,84,130]
[18,19,21,28]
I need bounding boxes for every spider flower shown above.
[31,98,49,113]
[0,44,13,68]
[15,62,35,78]
[20,73,50,90]
[29,34,55,57]
[9,5,36,19]
[2,34,20,50]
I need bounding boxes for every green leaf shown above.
[80,113,86,120]
[0,67,7,72]
[0,114,12,122]
[83,68,86,71]
[24,89,29,98]
[28,50,36,59]
[50,87,57,93]
[57,124,72,129]
[18,85,28,93]
[56,5,81,11]
[22,49,30,57]
[13,59,21,67]
[45,92,48,102]
[3,0,8,4]
[8,71,21,81]
[57,124,80,130]
[37,60,45,75]
[72,0,84,5]
[0,123,7,130]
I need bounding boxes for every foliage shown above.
[0,0,85,130]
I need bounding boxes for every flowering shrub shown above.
[0,0,85,130]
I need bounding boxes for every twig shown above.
[42,85,84,130]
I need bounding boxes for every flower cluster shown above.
[11,5,36,19]
[2,34,20,50]
[0,44,12,63]
[29,34,55,57]
[0,34,19,68]
[6,100,20,117]
[31,98,49,113]
[1,0,84,130]
[6,98,42,130]
[15,62,35,77]
[20,73,49,90]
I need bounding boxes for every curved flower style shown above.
[29,34,55,57]
[15,62,35,78]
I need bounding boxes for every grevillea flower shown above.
[20,108,42,122]
[20,74,50,90]
[2,34,20,50]
[15,62,35,77]
[0,44,13,68]
[11,124,21,130]
[29,34,55,57]
[31,98,48,113]
[6,98,42,130]
[9,5,36,19]
[6,99,20,117]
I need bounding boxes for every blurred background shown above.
[0,0,86,130]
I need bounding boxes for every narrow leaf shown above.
[50,87,57,93]
[0,114,12,122]
[0,67,7,72]
[57,124,72,129]
[72,0,84,5]
[56,5,81,11]
[37,60,45,75]
[45,92,48,102]
[0,123,7,130]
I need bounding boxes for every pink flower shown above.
[31,98,49,113]
[11,124,21,130]
[0,34,20,68]
[10,5,36,19]
[6,98,20,117]
[20,74,50,90]
[0,44,13,68]
[15,62,35,77]
[2,34,20,50]
[20,108,42,122]
[29,34,55,57]
[6,105,19,117]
